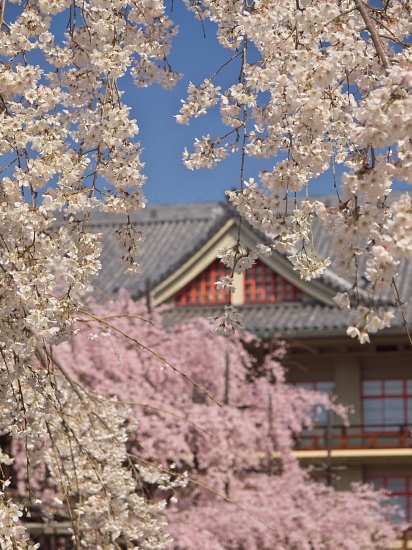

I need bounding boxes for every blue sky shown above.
[120,3,342,206]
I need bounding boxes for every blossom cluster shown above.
[7,353,180,549]
[114,222,145,273]
[178,0,412,342]
[0,0,181,361]
[0,0,182,546]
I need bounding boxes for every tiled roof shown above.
[86,200,357,300]
[80,202,231,299]
[161,302,357,338]
[161,302,410,339]
[62,195,412,337]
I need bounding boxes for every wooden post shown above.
[267,392,274,476]
[224,350,229,405]
[146,278,152,314]
[326,409,332,486]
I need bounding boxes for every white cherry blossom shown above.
[178,0,412,343]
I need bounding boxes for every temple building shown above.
[86,198,412,524]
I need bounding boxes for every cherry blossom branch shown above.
[36,346,90,406]
[131,455,278,535]
[391,278,412,347]
[0,0,9,31]
[45,421,82,550]
[88,313,155,326]
[117,401,213,436]
[78,309,223,406]
[352,0,391,70]
[209,50,243,81]
[186,477,278,534]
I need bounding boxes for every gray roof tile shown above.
[85,202,229,298]
[161,301,409,339]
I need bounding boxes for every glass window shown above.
[365,476,412,522]
[387,478,407,492]
[296,382,315,390]
[393,496,407,523]
[363,381,381,396]
[317,381,335,394]
[363,399,383,426]
[408,398,412,423]
[362,379,412,430]
[385,380,403,395]
[384,398,404,425]
[367,477,384,490]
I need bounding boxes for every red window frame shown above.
[362,379,412,430]
[174,259,229,306]
[364,475,412,522]
[244,260,303,303]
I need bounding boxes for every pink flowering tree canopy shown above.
[10,295,400,550]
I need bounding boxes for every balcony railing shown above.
[399,527,412,550]
[295,423,412,450]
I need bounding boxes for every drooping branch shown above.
[352,0,391,70]
[78,308,223,406]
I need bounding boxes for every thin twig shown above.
[352,0,391,70]
[391,278,412,347]
[36,346,88,406]
[209,50,243,81]
[0,0,6,29]
[78,309,222,406]
[118,401,213,436]
[132,455,278,535]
